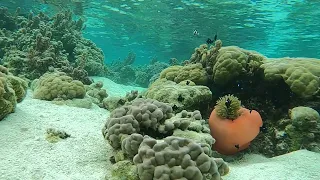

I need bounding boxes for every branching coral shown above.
[1,8,105,83]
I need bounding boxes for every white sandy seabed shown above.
[0,77,319,180]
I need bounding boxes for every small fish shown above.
[235,144,240,150]
[225,98,232,108]
[177,94,184,102]
[214,32,218,41]
[249,110,252,113]
[193,29,199,36]
[172,104,178,111]
[206,32,218,44]
[206,38,214,44]
[109,156,116,164]
[260,124,268,133]
[186,80,190,85]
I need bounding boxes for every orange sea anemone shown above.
[209,107,263,155]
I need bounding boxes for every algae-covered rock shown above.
[285,106,320,151]
[45,128,70,143]
[85,81,108,107]
[289,106,320,130]
[110,160,138,180]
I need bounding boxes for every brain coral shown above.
[212,46,265,85]
[261,58,320,98]
[32,72,86,100]
[159,63,208,85]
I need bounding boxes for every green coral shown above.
[32,72,86,100]
[215,94,241,120]
[261,58,320,98]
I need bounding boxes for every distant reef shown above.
[0,6,107,85]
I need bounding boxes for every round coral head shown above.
[208,107,263,155]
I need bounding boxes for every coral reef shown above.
[149,39,320,157]
[0,8,106,84]
[102,98,229,179]
[107,52,170,87]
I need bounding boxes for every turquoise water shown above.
[2,0,320,64]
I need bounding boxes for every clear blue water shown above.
[2,0,320,64]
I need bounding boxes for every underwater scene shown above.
[0,0,320,179]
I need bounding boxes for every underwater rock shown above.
[285,106,320,151]
[110,160,138,180]
[85,81,108,107]
[45,128,70,143]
